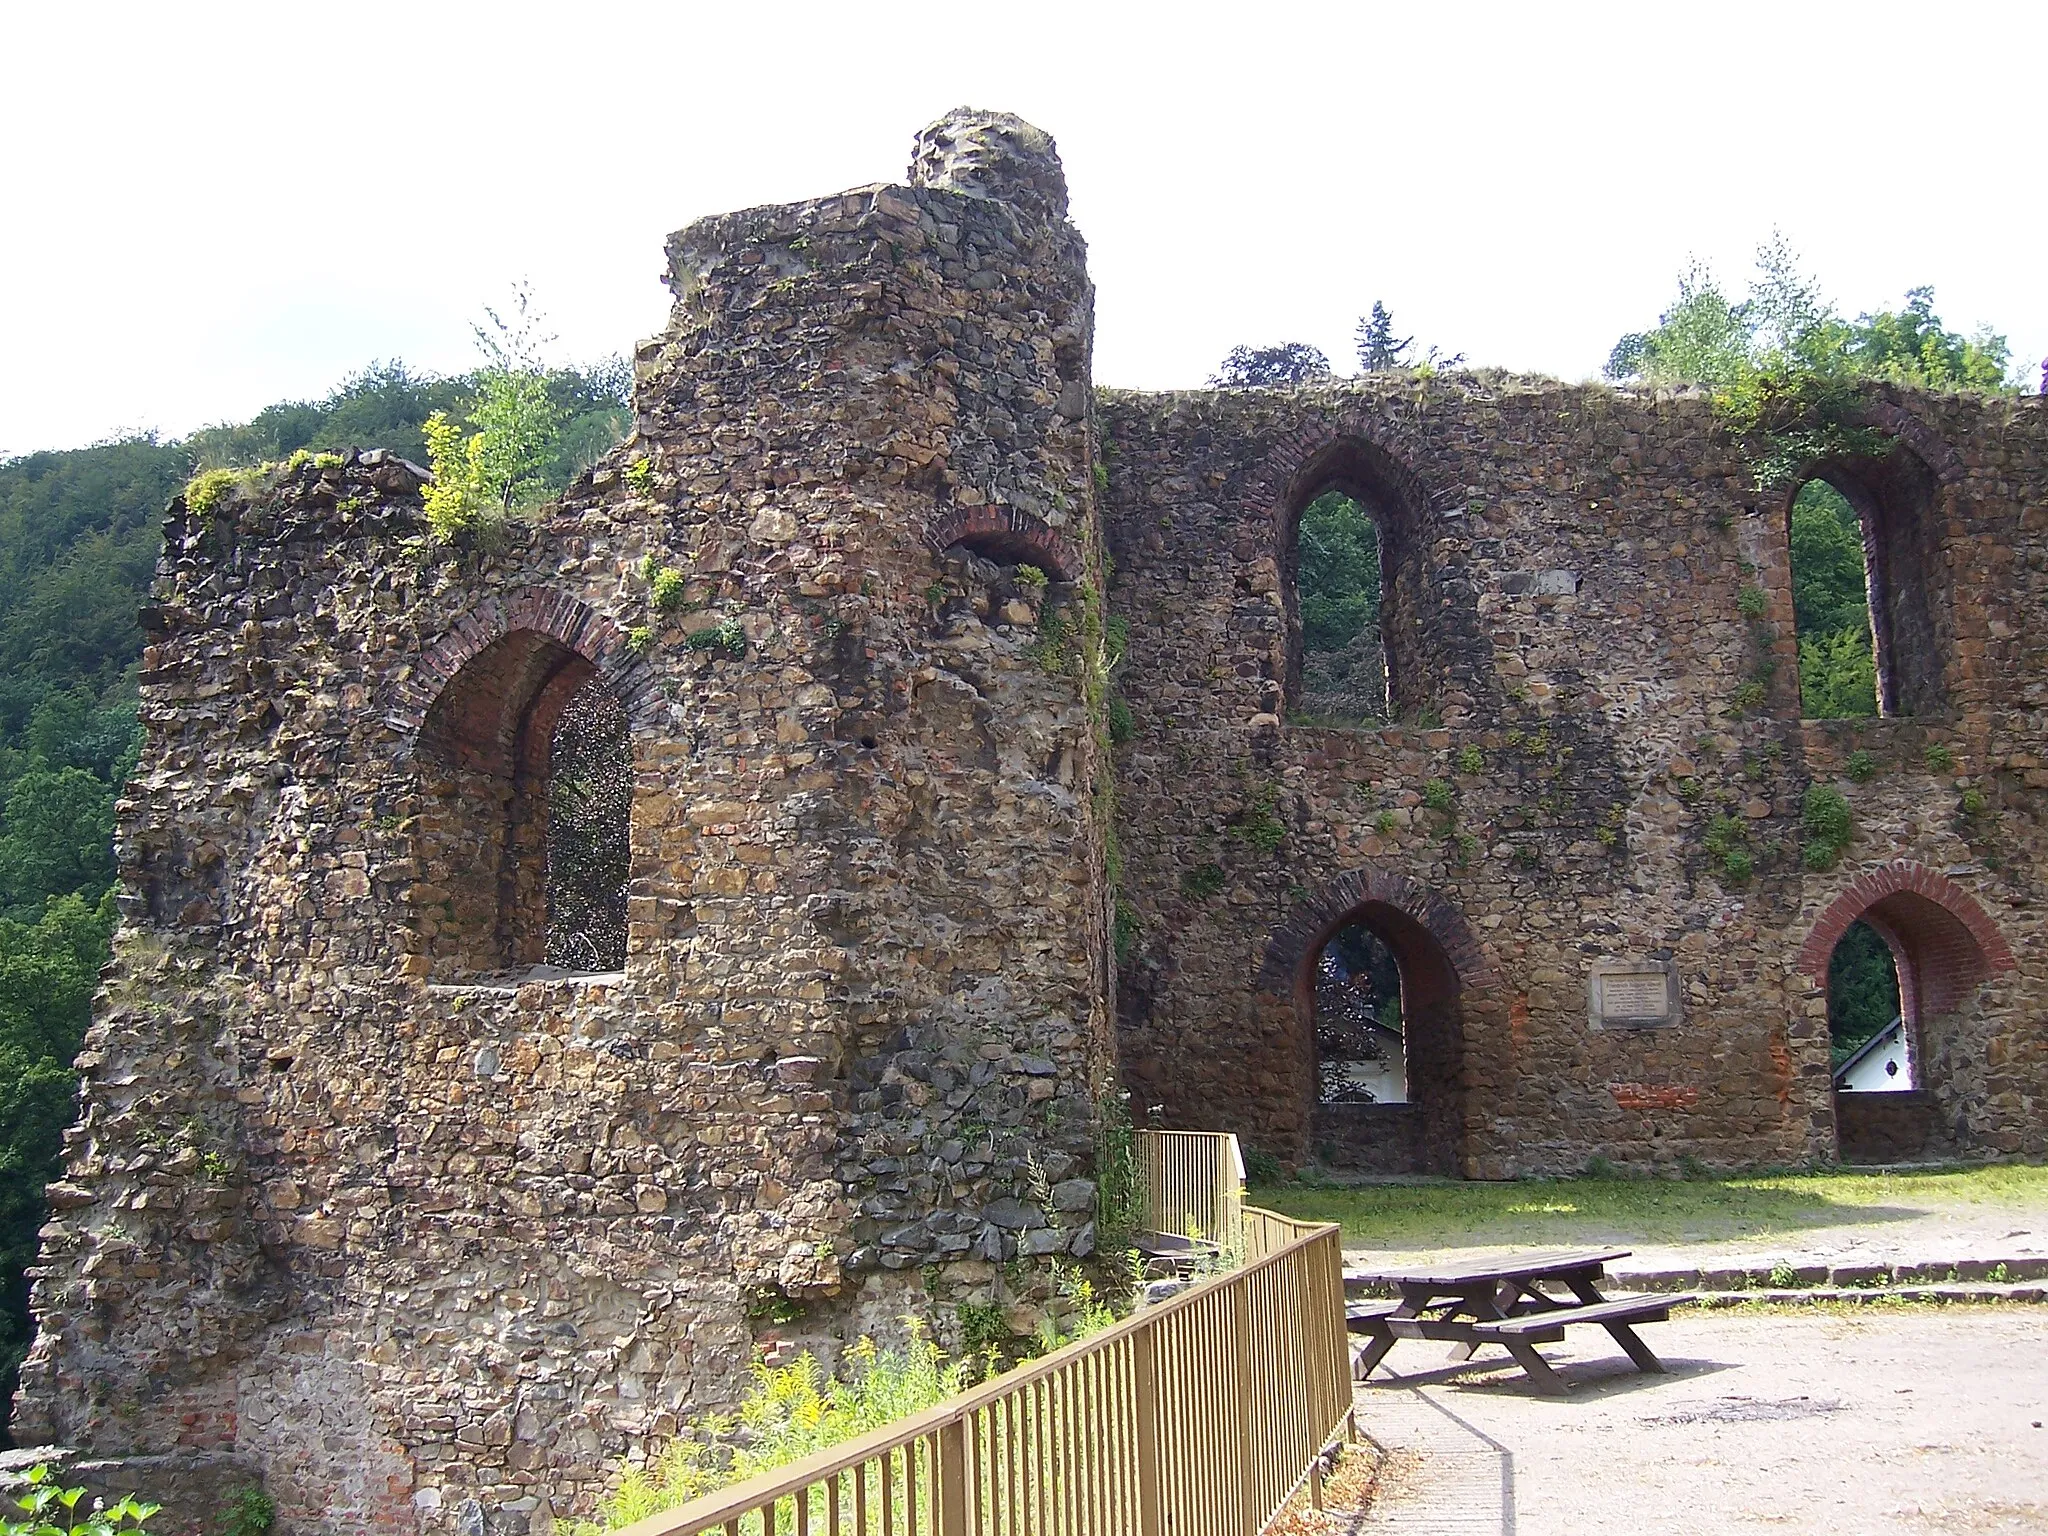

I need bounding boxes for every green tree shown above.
[1297,492,1382,652]
[1209,344,1333,389]
[0,770,116,918]
[1789,481,1870,637]
[0,892,115,1423]
[1799,628,1878,719]
[423,285,627,537]
[1355,302,1413,372]
[1827,919,1900,1064]
[1605,262,1754,387]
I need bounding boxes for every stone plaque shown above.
[1589,961,1678,1028]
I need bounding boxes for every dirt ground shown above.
[1336,1307,2048,1534]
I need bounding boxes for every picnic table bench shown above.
[1344,1247,1693,1396]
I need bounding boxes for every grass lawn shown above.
[1253,1162,2048,1251]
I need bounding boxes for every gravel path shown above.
[1339,1308,2048,1534]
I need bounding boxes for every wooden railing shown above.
[1133,1130,1244,1247]
[613,1214,1352,1536]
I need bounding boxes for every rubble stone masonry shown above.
[14,110,2048,1532]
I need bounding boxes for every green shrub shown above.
[1113,899,1140,962]
[1242,1146,1284,1187]
[1455,745,1484,775]
[1845,749,1876,783]
[1720,849,1755,884]
[1730,680,1768,713]
[1014,564,1049,590]
[1181,862,1225,898]
[1959,786,1988,818]
[955,1300,1008,1359]
[1,1465,159,1534]
[1373,810,1398,837]
[625,626,654,658]
[570,1327,964,1534]
[1421,778,1454,813]
[1925,743,1956,773]
[650,566,688,614]
[686,618,746,656]
[1737,585,1769,619]
[216,1485,274,1536]
[182,467,242,519]
[1106,695,1135,745]
[1802,784,1853,869]
[625,458,656,493]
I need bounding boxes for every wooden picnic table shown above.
[1344,1246,1694,1396]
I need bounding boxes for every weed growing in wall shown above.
[1846,749,1876,783]
[1113,899,1140,962]
[1925,743,1957,774]
[1226,785,1287,852]
[215,1485,275,1536]
[1181,862,1225,898]
[1106,695,1134,744]
[649,567,688,614]
[1802,785,1853,869]
[685,618,746,656]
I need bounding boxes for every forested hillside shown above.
[0,355,627,1434]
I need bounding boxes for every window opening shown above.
[413,627,630,980]
[1314,921,1405,1104]
[1293,490,1387,726]
[1790,479,1878,719]
[544,680,631,971]
[1828,919,1906,1091]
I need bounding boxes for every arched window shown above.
[413,629,631,978]
[1303,902,1465,1175]
[1805,863,2015,1161]
[1280,439,1423,727]
[1788,443,1949,718]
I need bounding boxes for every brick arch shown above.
[926,505,1082,581]
[1239,406,1440,534]
[1799,860,2014,1019]
[1846,402,1967,486]
[1259,867,1496,997]
[390,586,655,748]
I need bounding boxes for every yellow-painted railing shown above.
[612,1208,1351,1536]
[1133,1130,1244,1247]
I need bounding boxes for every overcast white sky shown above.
[3,1,2042,455]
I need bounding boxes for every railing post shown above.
[1131,1329,1163,1536]
[1231,1276,1255,1536]
[938,1417,968,1536]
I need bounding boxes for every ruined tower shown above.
[17,109,1115,1534]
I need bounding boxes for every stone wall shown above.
[15,105,2048,1534]
[16,110,1116,1535]
[1100,381,2048,1176]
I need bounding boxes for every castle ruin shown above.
[14,109,2048,1533]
